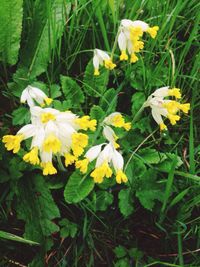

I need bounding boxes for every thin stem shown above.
[111,27,120,60]
[56,155,66,172]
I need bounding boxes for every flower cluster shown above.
[93,19,159,75]
[75,112,131,184]
[144,86,190,130]
[3,86,97,176]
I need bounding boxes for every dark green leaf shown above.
[64,171,94,203]
[12,107,30,126]
[83,60,109,97]
[118,188,134,217]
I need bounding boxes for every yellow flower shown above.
[2,134,24,153]
[93,49,116,75]
[23,147,40,165]
[75,116,97,131]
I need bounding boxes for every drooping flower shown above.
[118,19,159,62]
[103,112,131,131]
[2,105,96,175]
[75,142,128,184]
[20,85,53,107]
[144,86,190,130]
[93,49,116,75]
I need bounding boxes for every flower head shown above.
[20,85,53,107]
[76,143,128,184]
[144,86,190,130]
[118,19,159,63]
[2,105,91,175]
[93,49,116,76]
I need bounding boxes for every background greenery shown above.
[0,0,199,266]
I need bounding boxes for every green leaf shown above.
[131,92,146,115]
[0,230,39,246]
[125,157,146,185]
[64,172,94,203]
[114,258,130,267]
[138,148,166,164]
[60,75,84,107]
[16,174,60,265]
[50,84,62,99]
[83,60,109,97]
[100,88,117,111]
[118,189,134,217]
[157,153,183,172]
[12,107,30,126]
[90,105,105,120]
[0,0,23,65]
[136,169,164,211]
[15,0,66,81]
[114,245,127,258]
[95,190,114,211]
[59,219,78,238]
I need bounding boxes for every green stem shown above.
[131,104,146,124]
[111,27,120,60]
[57,155,66,172]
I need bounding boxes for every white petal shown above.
[95,49,110,60]
[40,151,52,163]
[132,20,149,31]
[17,124,36,139]
[85,144,103,162]
[93,54,100,69]
[112,149,124,171]
[121,19,134,28]
[152,86,170,98]
[118,31,127,51]
[151,107,164,125]
[103,126,116,143]
[31,127,45,148]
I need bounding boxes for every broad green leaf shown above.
[60,75,84,106]
[14,0,66,85]
[138,148,166,164]
[16,175,60,266]
[0,230,39,245]
[12,107,30,126]
[0,0,23,65]
[100,88,117,111]
[131,92,146,115]
[64,172,94,203]
[95,190,113,211]
[136,169,164,211]
[114,246,127,258]
[157,153,183,172]
[83,60,109,97]
[114,258,130,267]
[118,189,134,217]
[59,219,78,238]
[125,157,146,185]
[90,105,105,120]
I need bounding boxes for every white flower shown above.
[76,142,128,184]
[144,86,190,130]
[3,106,90,176]
[118,19,159,62]
[20,85,53,107]
[93,49,116,76]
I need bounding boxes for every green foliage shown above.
[12,107,30,126]
[0,0,23,65]
[118,188,134,217]
[136,169,164,211]
[64,171,94,204]
[93,190,114,211]
[16,175,60,266]
[83,60,109,97]
[0,230,39,245]
[60,75,85,108]
[0,0,199,266]
[59,218,78,238]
